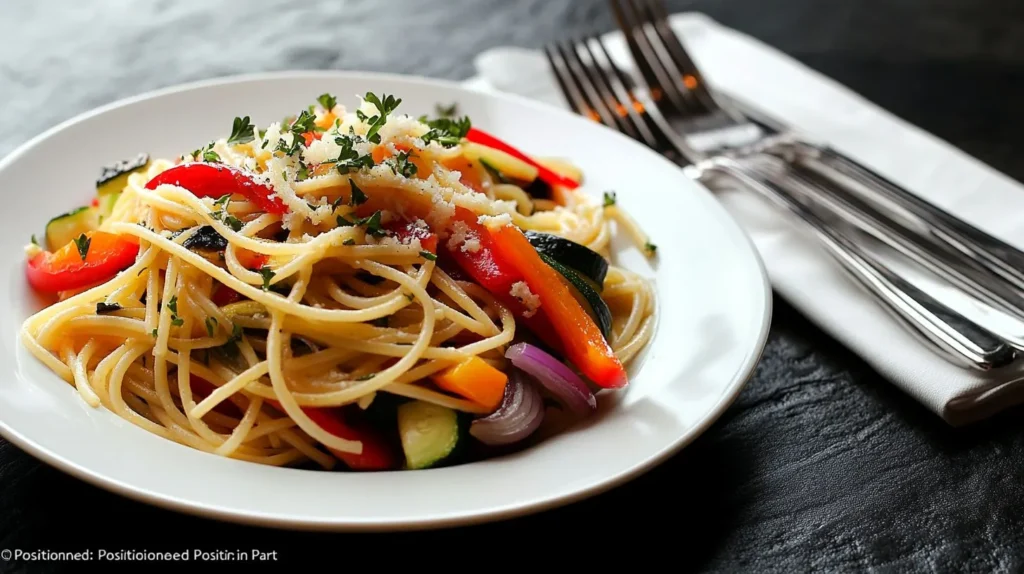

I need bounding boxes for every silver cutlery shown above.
[542,25,1017,369]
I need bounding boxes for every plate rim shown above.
[0,69,773,531]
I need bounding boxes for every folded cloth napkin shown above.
[462,12,1024,426]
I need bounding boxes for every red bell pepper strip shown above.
[145,163,288,215]
[210,283,243,307]
[465,128,580,189]
[188,375,242,417]
[442,207,563,352]
[26,231,140,294]
[267,399,398,471]
[384,219,438,253]
[488,223,628,389]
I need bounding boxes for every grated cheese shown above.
[510,281,541,318]
[478,213,513,231]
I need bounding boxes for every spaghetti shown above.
[20,92,656,471]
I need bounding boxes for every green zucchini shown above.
[45,206,97,252]
[539,252,613,339]
[96,153,150,196]
[97,192,121,222]
[525,231,608,288]
[398,400,461,470]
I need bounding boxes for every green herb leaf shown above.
[30,234,38,246]
[167,295,178,315]
[435,102,458,118]
[359,210,386,237]
[214,194,232,207]
[289,110,317,137]
[274,136,302,156]
[348,178,367,206]
[420,250,437,261]
[205,316,218,337]
[343,238,356,246]
[151,328,158,337]
[388,151,417,178]
[337,215,354,227]
[331,134,375,174]
[603,191,617,207]
[644,241,658,255]
[420,116,471,148]
[258,266,276,290]
[171,317,184,327]
[356,372,376,381]
[297,162,310,181]
[73,234,91,261]
[227,116,256,145]
[202,149,221,163]
[317,93,337,111]
[362,92,402,144]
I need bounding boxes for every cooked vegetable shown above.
[96,192,121,222]
[45,206,97,252]
[469,370,545,446]
[96,153,150,196]
[465,128,580,190]
[431,356,509,412]
[27,231,139,294]
[525,230,609,288]
[462,142,539,183]
[505,343,597,415]
[182,226,228,252]
[488,224,627,389]
[144,163,288,215]
[398,400,461,469]
[266,398,397,471]
[539,253,613,339]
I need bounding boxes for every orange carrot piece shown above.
[431,356,509,411]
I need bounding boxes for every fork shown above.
[606,0,1024,337]
[543,33,1016,370]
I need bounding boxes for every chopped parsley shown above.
[214,193,231,207]
[73,234,90,261]
[171,317,184,327]
[388,151,417,178]
[405,293,415,302]
[336,215,354,227]
[202,149,222,163]
[205,316,218,337]
[603,191,617,207]
[343,238,356,246]
[274,136,302,156]
[30,234,38,246]
[331,196,345,211]
[151,328,158,338]
[289,110,317,137]
[167,295,184,326]
[348,178,367,206]
[332,134,375,174]
[227,116,256,145]
[317,93,337,111]
[296,162,310,181]
[96,302,122,314]
[362,92,402,144]
[258,266,276,290]
[356,372,376,381]
[420,116,471,147]
[644,241,658,255]
[359,210,386,237]
[435,102,459,118]
[420,250,437,261]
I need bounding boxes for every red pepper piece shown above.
[465,128,580,189]
[26,231,140,294]
[384,219,438,253]
[267,400,398,471]
[188,375,242,417]
[210,283,243,307]
[145,163,288,215]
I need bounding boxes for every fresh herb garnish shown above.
[296,162,310,181]
[644,241,658,255]
[603,191,617,207]
[420,116,471,147]
[331,196,344,211]
[348,178,367,206]
[317,93,337,111]
[420,250,437,261]
[435,102,459,118]
[359,210,386,237]
[388,151,417,178]
[289,110,316,136]
[96,302,122,314]
[214,194,232,207]
[362,92,402,144]
[336,215,354,227]
[356,372,376,381]
[205,316,218,337]
[332,134,375,174]
[371,317,388,328]
[274,136,303,156]
[73,234,90,261]
[30,234,38,246]
[151,328,159,337]
[343,238,356,246]
[258,266,276,290]
[227,116,256,145]
[202,149,221,163]
[171,317,184,327]
[405,293,415,302]
[167,295,178,315]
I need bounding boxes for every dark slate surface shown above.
[2,0,1024,571]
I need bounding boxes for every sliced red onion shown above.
[505,342,596,416]
[470,370,545,446]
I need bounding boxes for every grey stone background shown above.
[2,0,1024,571]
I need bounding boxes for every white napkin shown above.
[463,12,1024,426]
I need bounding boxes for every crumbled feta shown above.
[478,213,513,231]
[510,281,541,318]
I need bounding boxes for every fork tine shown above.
[543,43,593,120]
[574,35,642,141]
[608,0,690,115]
[554,39,622,130]
[636,0,720,113]
[584,35,662,150]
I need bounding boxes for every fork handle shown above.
[779,139,1024,295]
[689,156,1015,371]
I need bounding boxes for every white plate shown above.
[0,71,771,531]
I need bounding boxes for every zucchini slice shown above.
[525,231,609,288]
[539,252,613,339]
[96,153,150,196]
[45,206,98,252]
[97,192,121,223]
[398,400,460,470]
